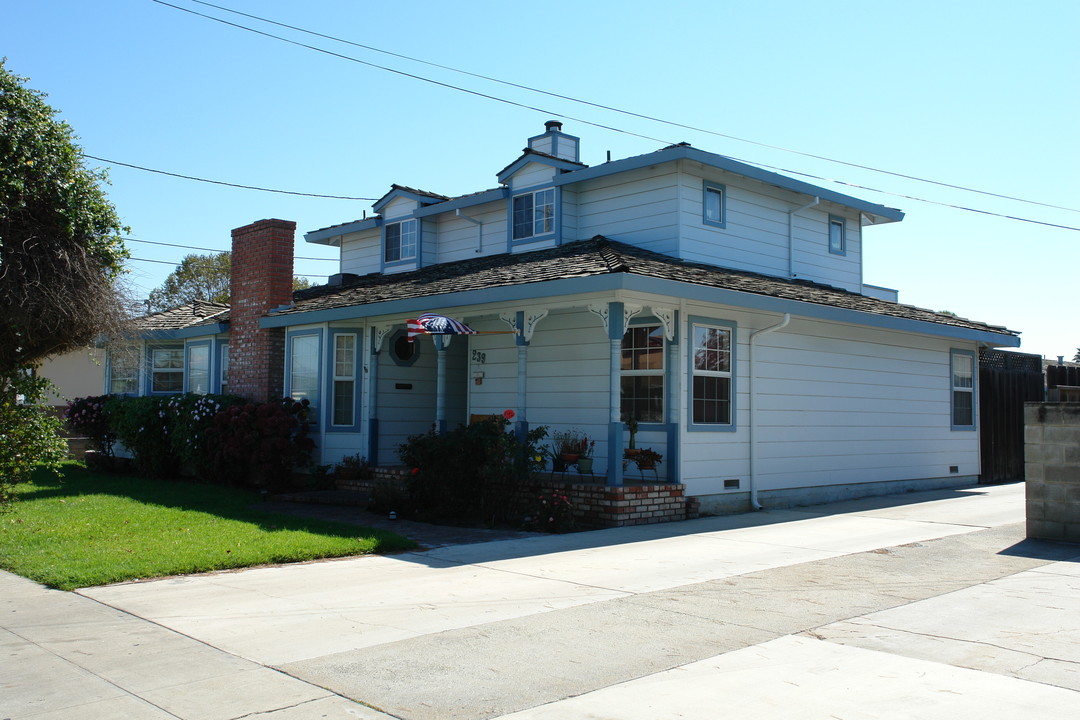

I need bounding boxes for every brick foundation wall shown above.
[229,219,295,403]
[336,469,698,528]
[1025,402,1080,542]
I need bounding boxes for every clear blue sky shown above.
[4,0,1078,359]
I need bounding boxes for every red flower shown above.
[411,467,420,475]
[503,409,515,420]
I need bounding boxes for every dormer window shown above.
[512,188,555,240]
[385,219,417,263]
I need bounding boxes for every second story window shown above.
[829,215,846,255]
[385,219,417,263]
[703,182,726,228]
[512,188,555,240]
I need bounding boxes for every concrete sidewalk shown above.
[5,482,1080,719]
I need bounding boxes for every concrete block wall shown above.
[1025,402,1080,542]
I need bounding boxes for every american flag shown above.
[407,313,476,340]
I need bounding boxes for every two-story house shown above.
[110,121,1019,512]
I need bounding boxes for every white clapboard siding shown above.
[677,305,979,497]
[431,200,507,263]
[382,197,417,220]
[339,229,381,276]
[574,168,679,252]
[791,210,862,291]
[679,174,791,277]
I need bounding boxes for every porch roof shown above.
[268,237,1018,343]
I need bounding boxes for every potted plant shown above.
[576,437,596,475]
[624,416,641,457]
[551,428,588,465]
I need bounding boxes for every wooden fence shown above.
[978,349,1044,483]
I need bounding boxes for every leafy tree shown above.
[0,59,130,369]
[147,251,312,311]
[1,59,130,501]
[1074,348,1080,364]
[148,252,231,310]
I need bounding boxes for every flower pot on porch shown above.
[577,456,594,474]
[559,453,580,463]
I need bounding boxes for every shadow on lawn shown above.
[22,465,416,548]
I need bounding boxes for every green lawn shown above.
[0,463,417,590]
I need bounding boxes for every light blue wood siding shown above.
[677,300,979,499]
[339,229,381,276]
[572,167,680,254]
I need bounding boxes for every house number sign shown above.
[471,350,487,364]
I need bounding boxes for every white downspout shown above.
[456,209,484,253]
[787,197,819,278]
[748,313,791,510]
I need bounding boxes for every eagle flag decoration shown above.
[407,313,477,340]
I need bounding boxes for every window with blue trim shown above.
[108,344,140,395]
[332,333,357,427]
[289,334,321,413]
[512,188,555,240]
[620,325,665,423]
[829,215,846,255]
[187,344,210,395]
[951,351,975,428]
[703,182,726,228]
[151,348,184,393]
[385,219,417,263]
[691,323,732,425]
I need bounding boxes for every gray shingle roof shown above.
[279,237,1017,338]
[134,300,229,332]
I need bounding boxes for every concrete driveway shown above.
[5,482,1080,719]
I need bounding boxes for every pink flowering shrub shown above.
[525,492,576,533]
[65,395,116,456]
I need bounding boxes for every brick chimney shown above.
[229,219,296,403]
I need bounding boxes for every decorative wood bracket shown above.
[372,324,395,353]
[651,306,677,341]
[587,303,610,334]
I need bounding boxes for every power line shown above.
[183,0,1080,216]
[149,0,1080,233]
[148,0,672,146]
[123,236,338,261]
[83,154,377,201]
[127,256,329,277]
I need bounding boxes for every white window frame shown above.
[511,187,555,240]
[218,343,230,395]
[331,333,357,427]
[385,219,417,263]
[620,324,665,423]
[108,344,140,395]
[288,332,321,415]
[150,347,184,394]
[951,350,976,430]
[689,321,734,428]
[186,343,210,395]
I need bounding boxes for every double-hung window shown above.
[108,344,140,395]
[385,219,417,263]
[829,215,846,255]
[620,325,665,423]
[186,344,210,395]
[951,351,975,429]
[151,348,184,393]
[332,333,357,427]
[691,323,733,425]
[511,188,555,240]
[703,182,726,228]
[289,333,321,414]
